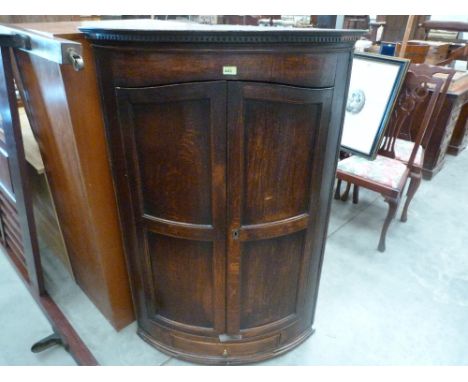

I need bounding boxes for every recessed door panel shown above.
[132,99,212,224]
[115,81,227,336]
[148,233,214,328]
[242,100,317,225]
[240,231,305,329]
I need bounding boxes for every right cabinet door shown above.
[226,82,333,337]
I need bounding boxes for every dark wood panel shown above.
[103,48,338,88]
[148,233,214,329]
[131,98,212,224]
[241,89,319,225]
[240,231,304,329]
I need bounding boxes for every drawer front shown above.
[103,48,341,88]
[171,333,280,358]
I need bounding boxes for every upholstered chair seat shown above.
[337,155,408,189]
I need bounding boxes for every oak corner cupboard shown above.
[80,20,362,365]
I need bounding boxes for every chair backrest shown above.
[411,64,455,148]
[378,63,449,169]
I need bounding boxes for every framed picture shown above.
[340,53,410,159]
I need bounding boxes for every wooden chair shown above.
[385,64,455,221]
[335,65,445,252]
[337,64,455,214]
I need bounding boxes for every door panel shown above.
[227,82,333,336]
[115,81,227,336]
[132,99,212,224]
[240,231,305,329]
[242,100,318,225]
[148,233,214,328]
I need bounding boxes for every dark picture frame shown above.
[341,52,410,159]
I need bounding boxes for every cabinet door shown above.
[226,82,333,337]
[115,81,227,336]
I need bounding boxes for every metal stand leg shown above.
[31,333,66,353]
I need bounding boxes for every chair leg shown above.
[334,179,342,200]
[352,185,360,204]
[401,174,421,222]
[378,197,398,252]
[341,182,352,201]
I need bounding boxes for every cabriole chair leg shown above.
[378,197,398,252]
[401,174,421,222]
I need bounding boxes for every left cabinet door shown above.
[115,81,227,337]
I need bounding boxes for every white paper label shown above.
[223,66,237,75]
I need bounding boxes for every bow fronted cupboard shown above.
[81,21,362,364]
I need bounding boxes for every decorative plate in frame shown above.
[341,53,410,159]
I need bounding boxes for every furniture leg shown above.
[31,332,66,353]
[334,179,342,200]
[401,173,422,222]
[353,185,360,204]
[378,197,398,252]
[341,181,352,201]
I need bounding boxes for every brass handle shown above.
[67,48,84,71]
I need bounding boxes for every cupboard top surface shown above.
[79,19,364,44]
[10,21,88,39]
